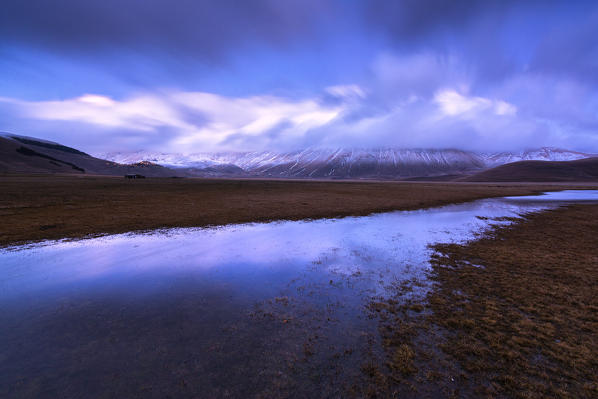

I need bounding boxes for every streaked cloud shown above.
[1,1,597,153]
[0,91,344,152]
[325,85,366,99]
[434,90,516,117]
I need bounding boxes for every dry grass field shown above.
[364,204,598,398]
[427,204,598,398]
[1,174,597,247]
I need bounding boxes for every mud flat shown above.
[1,174,597,247]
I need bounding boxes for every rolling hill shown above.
[0,134,179,177]
[462,158,598,182]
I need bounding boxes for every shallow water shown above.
[1,190,597,398]
[504,189,598,202]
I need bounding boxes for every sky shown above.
[1,0,597,154]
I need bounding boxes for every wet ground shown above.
[1,190,597,398]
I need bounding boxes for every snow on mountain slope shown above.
[481,147,594,166]
[94,151,211,168]
[98,147,596,179]
[99,148,482,178]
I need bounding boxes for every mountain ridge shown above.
[2,132,597,180]
[98,147,597,179]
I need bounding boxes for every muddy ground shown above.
[1,174,596,247]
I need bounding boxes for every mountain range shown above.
[99,147,596,179]
[2,132,597,181]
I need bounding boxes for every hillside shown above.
[0,135,180,177]
[461,157,598,182]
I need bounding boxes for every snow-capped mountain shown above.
[99,148,486,178]
[99,150,222,169]
[97,147,597,179]
[482,148,594,167]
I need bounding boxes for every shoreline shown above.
[365,203,598,397]
[2,176,597,397]
[1,175,597,247]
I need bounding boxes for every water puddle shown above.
[1,190,597,397]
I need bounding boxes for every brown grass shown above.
[1,174,597,247]
[427,204,598,398]
[366,204,598,398]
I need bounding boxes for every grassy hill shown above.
[461,157,598,182]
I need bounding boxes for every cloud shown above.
[364,0,514,41]
[325,85,366,99]
[0,0,331,60]
[370,52,469,99]
[2,0,598,155]
[529,9,598,83]
[0,90,344,152]
[365,1,598,85]
[0,75,598,153]
[304,91,532,152]
[434,90,516,117]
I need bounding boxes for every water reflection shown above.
[1,191,597,398]
[504,189,598,201]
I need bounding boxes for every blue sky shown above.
[1,0,597,154]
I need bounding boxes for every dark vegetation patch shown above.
[16,146,85,173]
[10,136,90,156]
[366,204,598,398]
[401,174,465,181]
[362,280,463,398]
[129,161,166,168]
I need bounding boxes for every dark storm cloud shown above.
[529,10,598,83]
[360,1,518,87]
[365,0,598,84]
[0,0,330,59]
[364,0,514,41]
[5,0,596,85]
